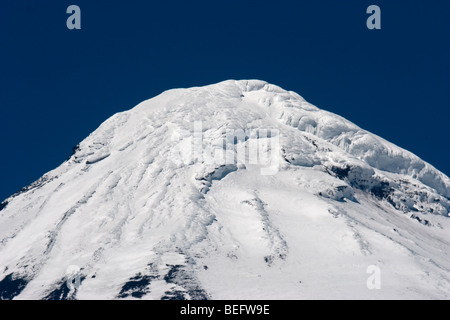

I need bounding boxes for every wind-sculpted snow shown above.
[0,80,449,300]
[275,96,450,198]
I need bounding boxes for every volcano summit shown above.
[0,80,449,300]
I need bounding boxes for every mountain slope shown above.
[0,80,449,299]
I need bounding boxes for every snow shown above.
[0,80,449,300]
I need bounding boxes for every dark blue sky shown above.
[0,0,449,201]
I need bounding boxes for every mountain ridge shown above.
[0,80,449,300]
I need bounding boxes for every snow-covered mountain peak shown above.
[92,79,449,198]
[0,80,449,300]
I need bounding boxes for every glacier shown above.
[0,80,449,299]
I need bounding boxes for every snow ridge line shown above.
[242,193,288,266]
[44,171,113,256]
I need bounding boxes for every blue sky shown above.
[0,0,449,201]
